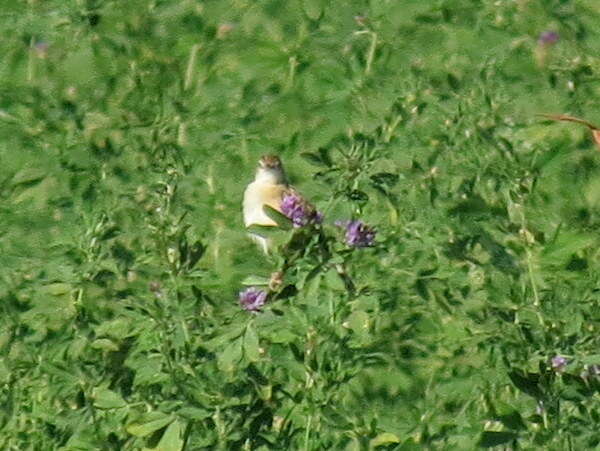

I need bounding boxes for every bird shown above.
[243,154,290,254]
[539,113,600,150]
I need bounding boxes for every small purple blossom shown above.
[551,355,568,372]
[280,193,322,228]
[239,287,267,312]
[538,31,559,46]
[337,220,376,248]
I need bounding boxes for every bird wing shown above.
[284,185,314,208]
[260,183,288,213]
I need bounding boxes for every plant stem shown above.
[365,32,377,75]
[184,44,201,91]
[304,414,312,451]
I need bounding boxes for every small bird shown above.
[243,155,290,253]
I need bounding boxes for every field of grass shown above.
[3,0,600,449]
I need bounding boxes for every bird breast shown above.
[243,182,287,227]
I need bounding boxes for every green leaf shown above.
[477,431,517,447]
[345,310,370,336]
[91,338,119,352]
[246,224,282,237]
[178,407,211,420]
[126,411,173,437]
[94,318,132,340]
[11,167,46,186]
[561,373,594,398]
[508,370,543,399]
[449,196,491,217]
[347,190,369,203]
[13,176,57,207]
[542,232,595,267]
[186,240,206,270]
[203,324,246,351]
[153,420,184,451]
[323,268,346,291]
[263,205,293,230]
[265,327,297,344]
[39,362,78,386]
[300,151,330,167]
[92,387,127,409]
[0,360,9,385]
[447,72,461,91]
[44,283,72,296]
[580,355,600,365]
[370,172,399,188]
[132,357,169,388]
[241,275,271,286]
[302,0,323,21]
[217,339,243,372]
[244,324,261,363]
[370,432,401,447]
[495,403,526,430]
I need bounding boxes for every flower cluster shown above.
[241,197,376,311]
[550,355,568,373]
[538,30,559,46]
[239,287,267,312]
[548,355,600,383]
[280,193,323,228]
[337,220,376,248]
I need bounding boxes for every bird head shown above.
[255,154,287,184]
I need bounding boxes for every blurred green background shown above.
[2,0,600,449]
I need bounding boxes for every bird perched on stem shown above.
[243,155,319,253]
[243,155,290,254]
[539,113,600,150]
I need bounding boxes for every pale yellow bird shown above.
[244,154,322,253]
[243,155,290,253]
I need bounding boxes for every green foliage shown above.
[2,0,600,449]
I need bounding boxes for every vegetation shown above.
[2,0,600,449]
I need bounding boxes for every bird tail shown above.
[247,232,271,254]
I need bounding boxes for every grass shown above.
[2,0,600,449]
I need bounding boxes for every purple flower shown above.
[239,287,267,312]
[338,220,376,248]
[538,31,559,46]
[280,193,322,228]
[551,355,568,372]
